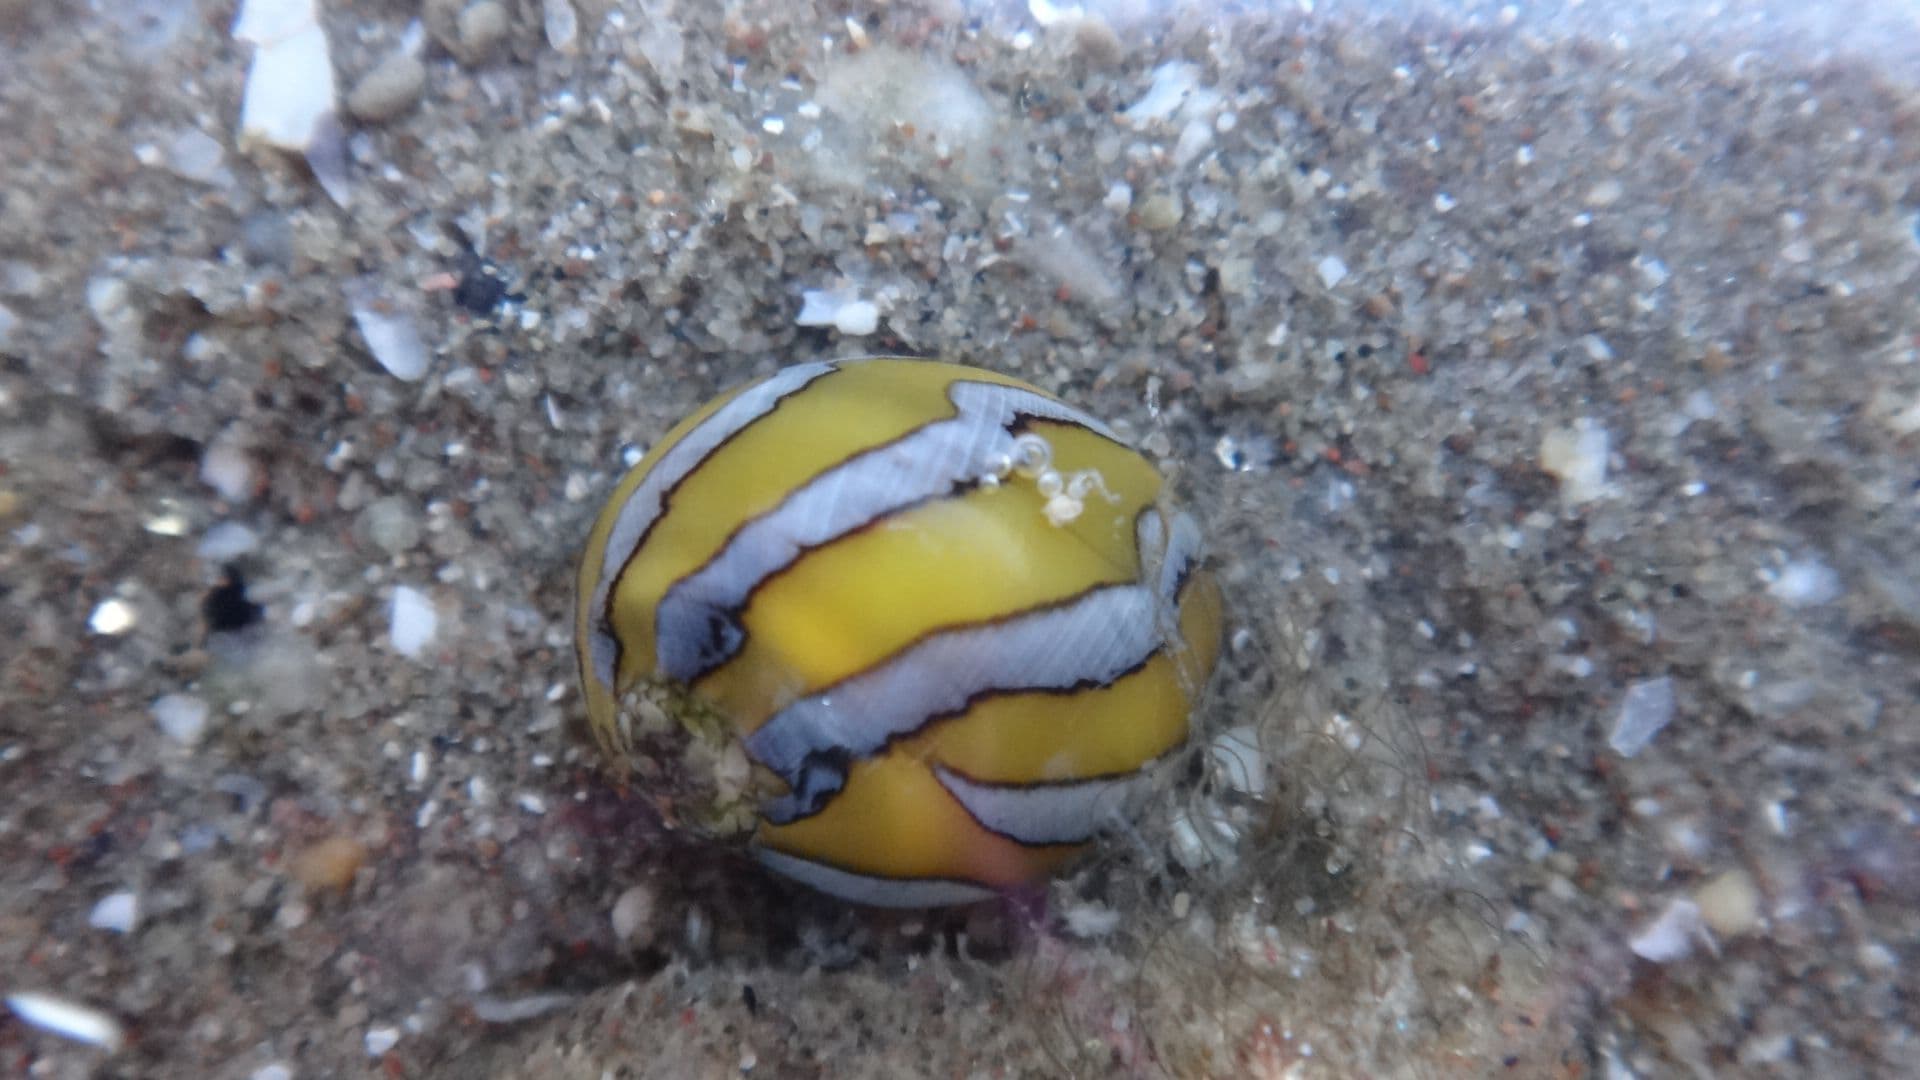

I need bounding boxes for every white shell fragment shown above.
[796,287,880,336]
[351,302,430,381]
[1121,62,1202,125]
[232,0,316,44]
[1168,801,1241,870]
[1028,0,1087,27]
[1610,676,1675,758]
[89,598,137,636]
[4,991,126,1051]
[1208,725,1269,798]
[234,0,337,150]
[1629,897,1707,963]
[389,585,438,658]
[1061,901,1121,938]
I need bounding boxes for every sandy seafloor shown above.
[3,0,1919,1076]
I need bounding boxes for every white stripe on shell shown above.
[755,846,997,907]
[750,508,1202,825]
[932,764,1152,846]
[585,361,838,693]
[750,582,1160,822]
[655,379,1117,684]
[1151,509,1203,602]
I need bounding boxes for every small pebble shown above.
[359,496,423,555]
[87,892,139,934]
[1769,556,1842,608]
[1694,869,1761,938]
[457,1,511,63]
[164,129,228,184]
[87,275,129,327]
[542,0,578,53]
[1739,1032,1796,1068]
[1610,676,1675,758]
[611,883,659,947]
[1316,255,1349,289]
[1859,941,1897,971]
[197,522,260,561]
[291,835,367,891]
[1539,420,1610,504]
[1071,12,1122,65]
[1586,179,1623,208]
[1137,193,1183,230]
[152,693,211,745]
[347,54,427,123]
[390,585,438,658]
[363,1025,400,1057]
[1062,902,1121,938]
[200,441,258,503]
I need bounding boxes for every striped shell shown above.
[574,358,1222,906]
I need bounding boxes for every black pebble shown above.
[203,567,263,633]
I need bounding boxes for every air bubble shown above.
[1010,433,1053,475]
[1044,494,1084,526]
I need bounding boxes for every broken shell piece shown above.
[234,0,336,150]
[234,0,347,202]
[796,286,881,336]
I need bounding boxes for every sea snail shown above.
[574,358,1223,906]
